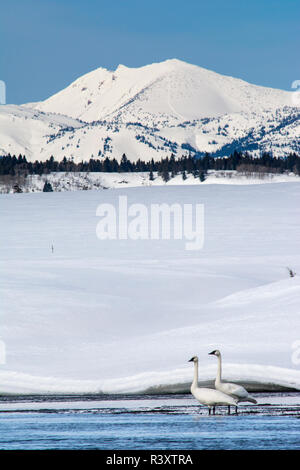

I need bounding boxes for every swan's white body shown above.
[209,350,257,405]
[189,356,238,413]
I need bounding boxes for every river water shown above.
[0,393,299,450]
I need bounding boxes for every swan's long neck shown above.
[216,354,222,385]
[192,361,198,390]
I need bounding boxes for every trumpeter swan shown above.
[188,356,238,415]
[209,349,257,413]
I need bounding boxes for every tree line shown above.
[1,151,300,184]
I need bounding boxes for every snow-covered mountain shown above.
[35,59,292,122]
[0,59,299,162]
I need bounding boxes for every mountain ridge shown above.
[0,59,299,162]
[35,58,293,122]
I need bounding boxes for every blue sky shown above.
[1,0,299,104]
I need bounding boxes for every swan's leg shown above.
[208,407,211,415]
[228,405,230,415]
[213,406,216,415]
[235,406,238,414]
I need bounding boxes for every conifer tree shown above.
[43,181,53,192]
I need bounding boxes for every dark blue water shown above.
[0,412,299,450]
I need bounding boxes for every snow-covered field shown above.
[1,170,299,194]
[1,182,300,394]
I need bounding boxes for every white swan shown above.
[188,356,238,415]
[209,349,257,413]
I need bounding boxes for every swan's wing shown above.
[220,382,249,398]
[211,389,237,404]
[193,388,237,405]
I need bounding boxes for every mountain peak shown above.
[115,63,129,72]
[159,58,188,66]
[35,59,292,123]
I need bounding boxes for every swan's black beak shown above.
[208,350,216,355]
[188,357,194,362]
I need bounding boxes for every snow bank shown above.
[0,364,300,395]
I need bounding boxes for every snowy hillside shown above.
[1,183,300,394]
[0,59,299,162]
[0,104,85,161]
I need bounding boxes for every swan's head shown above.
[188,356,198,363]
[208,349,220,357]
